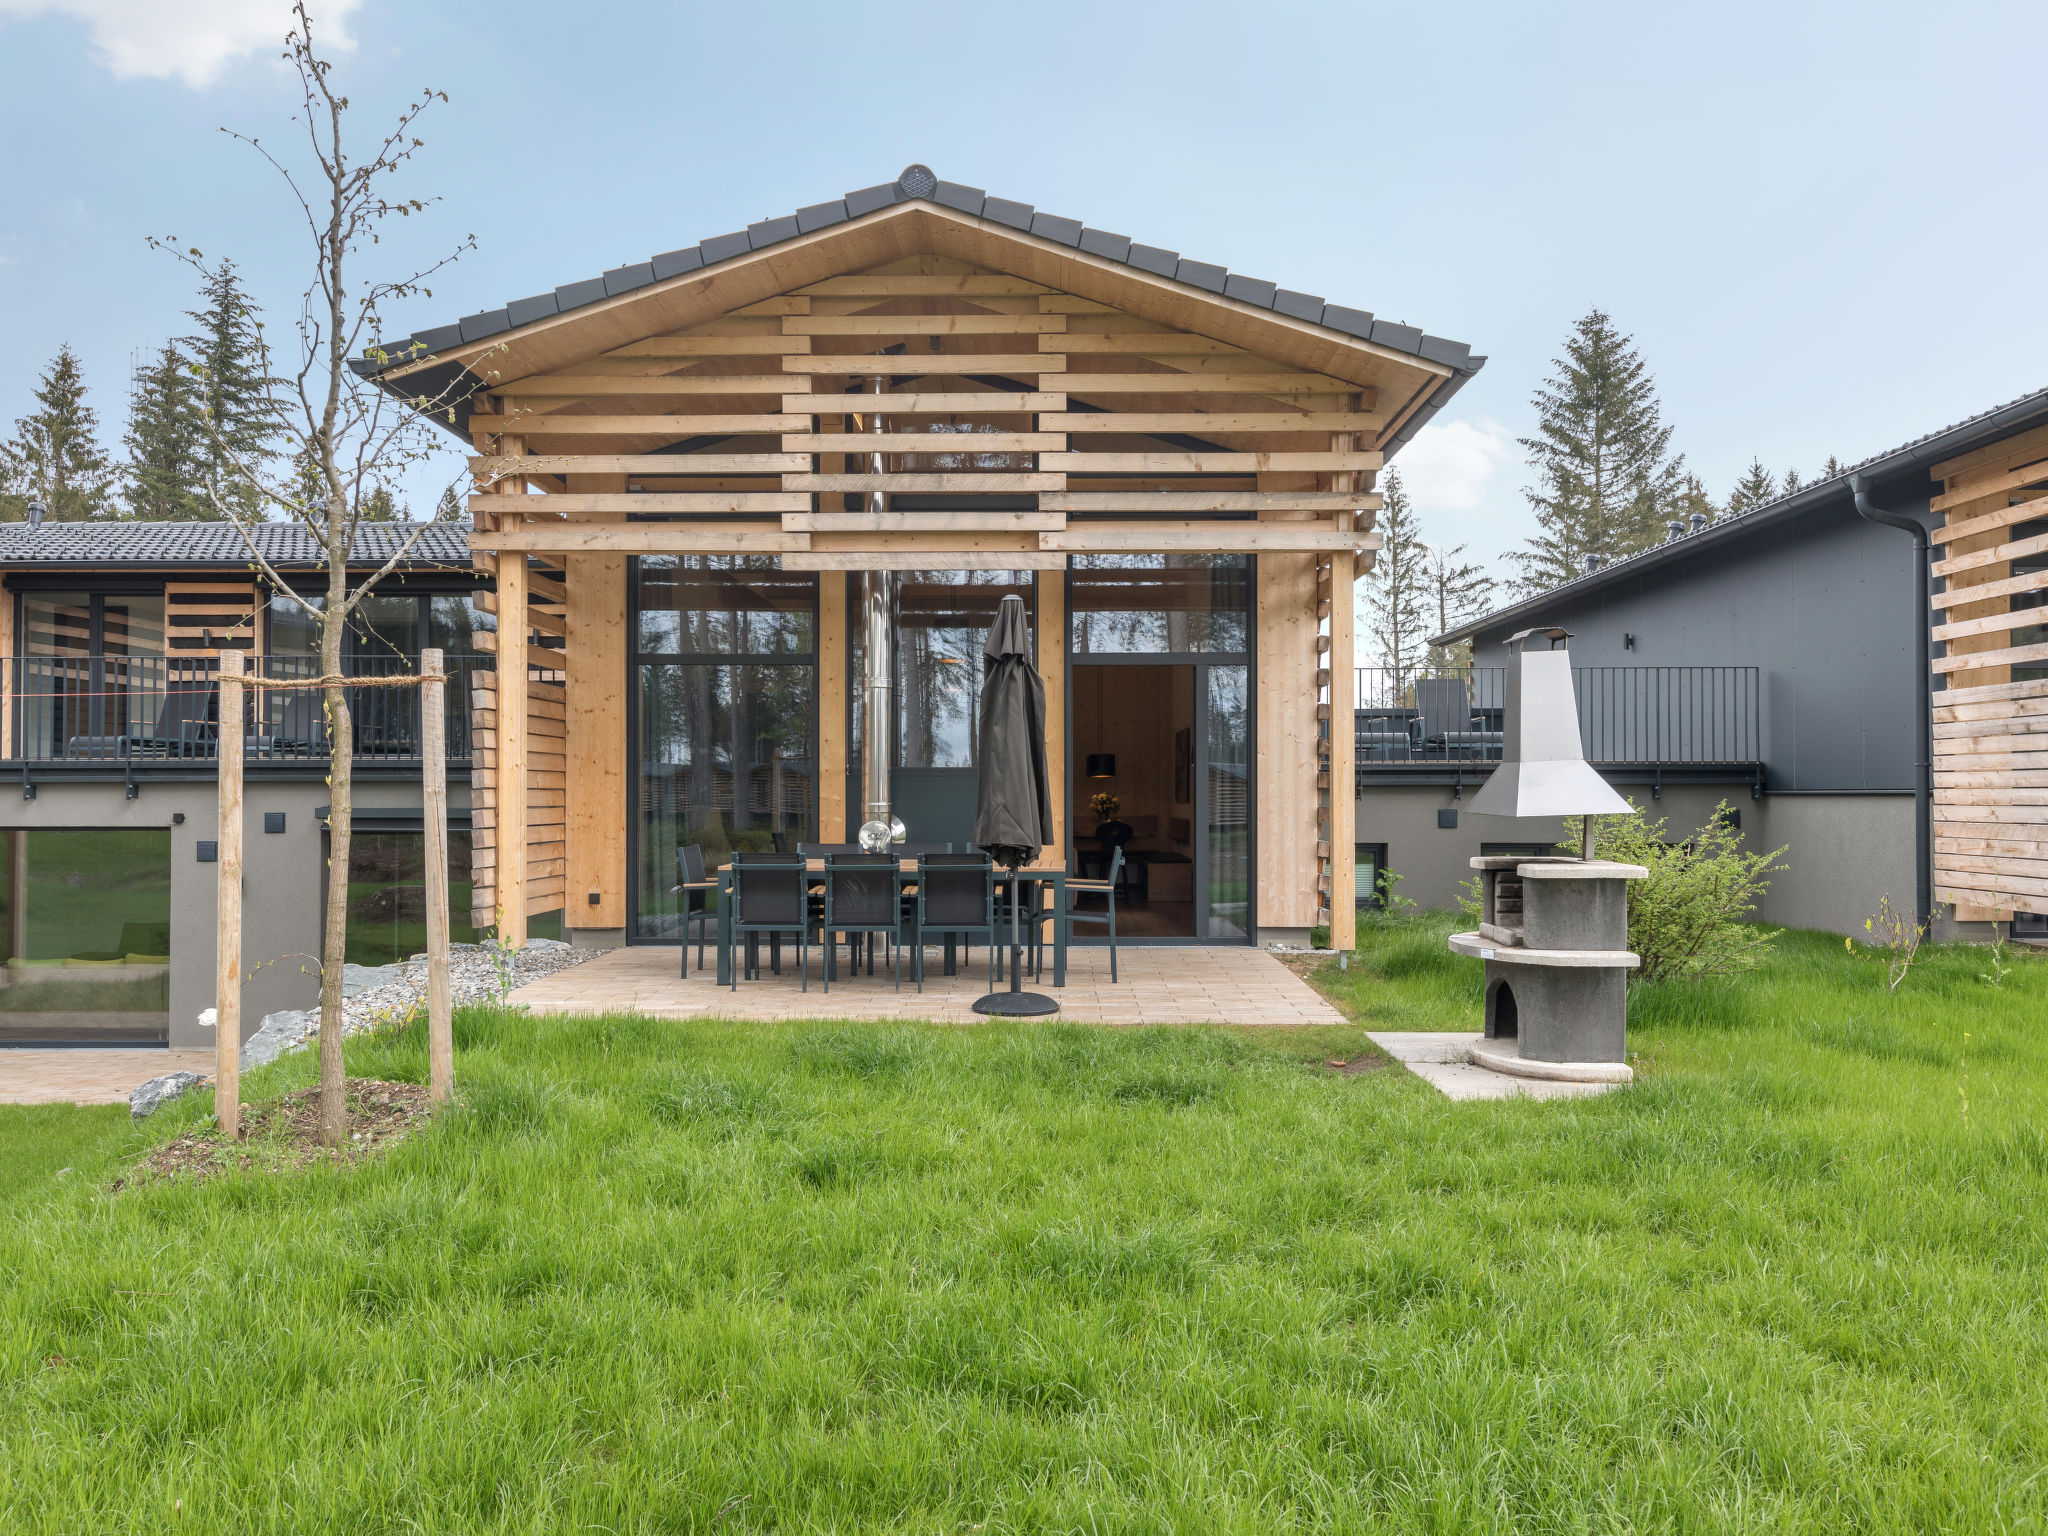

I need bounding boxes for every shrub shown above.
[1562,800,1787,982]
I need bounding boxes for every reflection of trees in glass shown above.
[1071,555,1249,654]
[1205,665,1250,941]
[636,555,813,657]
[895,570,1031,769]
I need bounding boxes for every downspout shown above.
[1850,472,1933,926]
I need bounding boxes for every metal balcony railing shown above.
[1354,665,1762,775]
[1,654,491,765]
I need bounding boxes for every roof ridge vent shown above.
[897,164,937,199]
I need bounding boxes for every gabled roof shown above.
[0,521,475,571]
[355,164,1484,454]
[1432,382,2048,647]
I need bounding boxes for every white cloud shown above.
[0,0,358,88]
[1393,415,1517,512]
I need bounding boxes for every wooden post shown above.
[497,550,530,946]
[421,648,454,1105]
[215,651,244,1137]
[1326,410,1361,949]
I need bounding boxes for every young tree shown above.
[1,346,118,521]
[1818,454,1846,481]
[1360,468,1429,696]
[155,6,479,1146]
[1674,472,1718,530]
[1511,309,1685,591]
[183,259,278,521]
[1781,466,1805,496]
[124,342,208,519]
[1725,457,1780,516]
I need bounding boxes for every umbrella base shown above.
[972,991,1061,1017]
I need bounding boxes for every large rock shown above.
[341,962,407,997]
[240,1008,318,1071]
[131,1071,208,1120]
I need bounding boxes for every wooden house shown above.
[358,165,1483,951]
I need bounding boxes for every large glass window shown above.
[633,558,816,940]
[0,829,171,1045]
[896,570,1035,768]
[1205,665,1250,941]
[343,829,486,966]
[1069,554,1250,654]
[19,592,168,756]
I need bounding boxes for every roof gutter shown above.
[1851,472,1934,928]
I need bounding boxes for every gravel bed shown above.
[239,940,605,1071]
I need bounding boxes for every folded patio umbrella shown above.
[973,592,1057,1016]
[974,593,1051,869]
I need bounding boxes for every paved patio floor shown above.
[1,1049,214,1107]
[510,944,1346,1026]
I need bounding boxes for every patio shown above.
[508,944,1345,1027]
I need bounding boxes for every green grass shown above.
[4,920,2048,1531]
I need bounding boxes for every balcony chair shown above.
[1354,707,1418,761]
[910,853,998,992]
[820,853,904,991]
[1415,678,1502,760]
[727,852,810,992]
[1062,845,1124,983]
[671,844,718,978]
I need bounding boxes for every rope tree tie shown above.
[210,651,461,1140]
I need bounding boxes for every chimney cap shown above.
[1505,625,1572,651]
[1689,510,1708,532]
[25,501,45,531]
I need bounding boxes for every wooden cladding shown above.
[166,582,258,653]
[468,673,567,927]
[1929,423,2048,917]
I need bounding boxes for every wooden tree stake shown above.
[422,648,455,1104]
[215,651,244,1137]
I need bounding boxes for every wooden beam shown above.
[1045,451,1383,473]
[472,524,810,554]
[477,414,809,435]
[1931,458,2048,512]
[818,573,848,841]
[497,553,529,946]
[781,552,1069,571]
[470,493,806,515]
[1046,411,1385,433]
[1055,373,1352,393]
[783,510,1066,533]
[214,650,244,1139]
[795,275,1056,296]
[1932,567,2048,614]
[784,473,1063,493]
[1933,528,2048,578]
[781,355,1064,375]
[781,392,1066,414]
[472,454,808,475]
[494,374,797,396]
[1056,333,1252,355]
[1934,607,2048,643]
[599,336,811,356]
[1933,490,2048,545]
[1043,490,1374,512]
[782,432,1065,452]
[565,550,626,932]
[421,649,453,1106]
[1934,639,2048,675]
[1039,571,1067,864]
[1041,522,1378,553]
[783,314,1067,335]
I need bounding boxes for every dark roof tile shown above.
[1222,274,1277,307]
[1369,319,1424,352]
[459,309,510,343]
[1126,243,1179,277]
[603,263,655,296]
[1078,227,1132,262]
[843,182,900,217]
[698,231,751,265]
[1029,213,1084,247]
[1319,303,1375,338]
[981,196,1034,230]
[409,323,465,354]
[505,292,561,327]
[932,181,986,216]
[0,521,475,569]
[794,200,848,233]
[1272,288,1325,322]
[553,277,607,311]
[747,215,800,248]
[1418,334,1471,368]
[649,246,703,281]
[1174,259,1227,293]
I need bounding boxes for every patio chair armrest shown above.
[1066,878,1113,892]
[675,879,718,890]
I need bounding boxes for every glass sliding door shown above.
[630,557,816,941]
[1202,664,1250,941]
[0,829,171,1045]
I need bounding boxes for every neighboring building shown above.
[1391,385,2048,940]
[0,522,489,1048]
[353,165,1482,959]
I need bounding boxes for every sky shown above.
[1,0,2045,602]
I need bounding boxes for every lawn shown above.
[4,917,2047,1531]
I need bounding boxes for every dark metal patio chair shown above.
[821,853,904,991]
[728,852,809,992]
[672,844,718,978]
[911,853,997,992]
[1063,845,1124,983]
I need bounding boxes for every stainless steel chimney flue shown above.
[856,375,903,852]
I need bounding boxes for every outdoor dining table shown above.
[711,859,1069,989]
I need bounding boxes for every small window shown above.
[1355,843,1389,908]
[2014,911,2048,940]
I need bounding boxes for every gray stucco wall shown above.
[1357,780,1915,937]
[1468,499,1929,793]
[1,774,458,1049]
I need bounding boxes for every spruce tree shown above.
[123,342,208,519]
[0,346,117,521]
[1420,541,1497,673]
[1361,468,1429,693]
[435,484,463,521]
[1781,467,1805,495]
[1675,472,1718,529]
[1511,309,1686,591]
[1819,454,1846,480]
[1725,458,1780,516]
[181,258,277,519]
